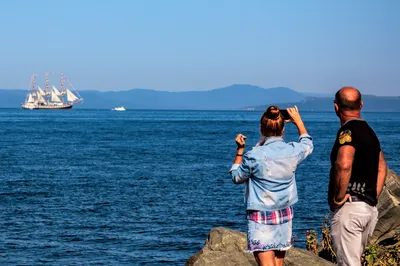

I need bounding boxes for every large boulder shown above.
[185,227,335,266]
[370,169,400,244]
[185,227,256,266]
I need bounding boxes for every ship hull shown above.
[21,104,73,110]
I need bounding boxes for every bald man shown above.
[328,87,387,266]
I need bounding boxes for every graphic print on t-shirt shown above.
[348,182,366,194]
[338,129,352,144]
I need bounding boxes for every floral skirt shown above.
[247,208,293,252]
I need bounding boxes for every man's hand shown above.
[376,151,387,198]
[330,193,351,210]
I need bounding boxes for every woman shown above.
[230,106,313,266]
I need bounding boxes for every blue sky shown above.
[0,0,399,95]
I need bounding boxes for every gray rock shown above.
[185,227,257,266]
[284,248,336,266]
[185,227,335,266]
[370,169,400,244]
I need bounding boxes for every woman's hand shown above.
[234,133,246,163]
[287,106,308,135]
[287,105,303,125]
[235,133,247,149]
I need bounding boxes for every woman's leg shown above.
[274,250,286,266]
[254,251,276,266]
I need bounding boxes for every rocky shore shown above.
[186,169,400,266]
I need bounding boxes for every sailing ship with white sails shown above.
[21,72,83,110]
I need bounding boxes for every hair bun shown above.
[265,106,280,120]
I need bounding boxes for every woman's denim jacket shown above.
[230,134,313,211]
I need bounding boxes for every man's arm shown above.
[376,151,387,198]
[333,145,355,204]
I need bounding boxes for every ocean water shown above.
[0,109,399,265]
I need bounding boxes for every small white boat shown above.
[112,106,126,111]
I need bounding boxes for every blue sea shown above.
[0,109,399,265]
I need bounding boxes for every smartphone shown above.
[279,109,291,121]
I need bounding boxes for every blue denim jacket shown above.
[230,134,313,211]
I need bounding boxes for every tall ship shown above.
[21,72,83,110]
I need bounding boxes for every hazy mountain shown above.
[2,85,399,111]
[302,92,334,97]
[3,84,304,110]
[251,95,400,112]
[77,84,305,110]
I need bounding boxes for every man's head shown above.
[334,87,363,116]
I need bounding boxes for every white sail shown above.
[66,89,79,102]
[52,85,62,96]
[50,92,62,102]
[27,93,35,103]
[36,92,46,103]
[38,86,46,96]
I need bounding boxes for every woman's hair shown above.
[260,106,284,138]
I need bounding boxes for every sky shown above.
[0,0,399,96]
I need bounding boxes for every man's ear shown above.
[334,103,339,112]
[360,101,364,109]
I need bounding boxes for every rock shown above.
[185,227,335,266]
[284,248,336,266]
[370,169,400,244]
[185,227,257,266]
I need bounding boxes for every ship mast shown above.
[45,72,50,104]
[45,72,49,92]
[60,72,65,103]
[30,74,36,91]
[28,74,37,102]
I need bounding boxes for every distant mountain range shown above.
[251,95,400,112]
[1,84,399,111]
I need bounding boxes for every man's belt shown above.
[347,194,376,207]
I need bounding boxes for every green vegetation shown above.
[306,216,400,265]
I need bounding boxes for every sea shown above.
[0,109,399,265]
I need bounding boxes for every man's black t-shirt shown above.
[329,119,381,206]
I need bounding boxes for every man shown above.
[328,87,387,266]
